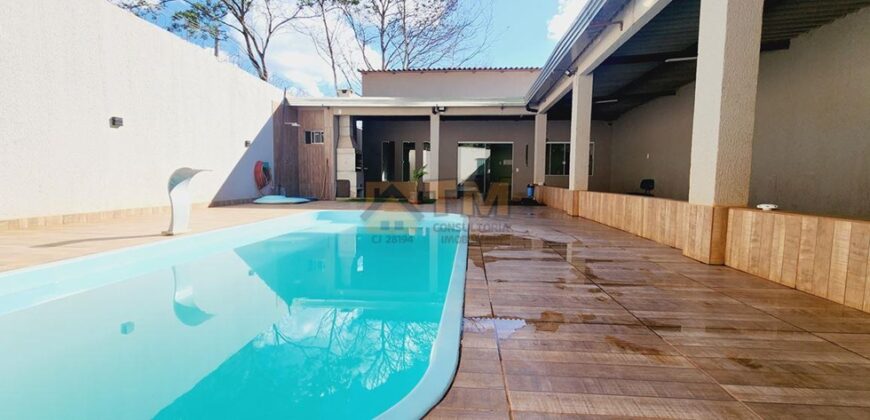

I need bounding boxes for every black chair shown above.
[640,179,655,196]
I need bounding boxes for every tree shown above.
[112,0,312,81]
[299,0,359,94]
[341,0,492,71]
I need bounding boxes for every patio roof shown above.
[359,67,539,74]
[591,0,870,120]
[528,0,870,119]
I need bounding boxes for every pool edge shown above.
[377,214,469,420]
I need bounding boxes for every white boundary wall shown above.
[0,0,283,220]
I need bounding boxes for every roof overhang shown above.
[285,96,532,117]
[525,0,633,109]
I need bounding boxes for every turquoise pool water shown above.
[0,211,468,419]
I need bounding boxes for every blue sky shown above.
[478,0,569,67]
[132,0,586,96]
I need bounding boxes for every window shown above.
[381,141,395,181]
[402,141,416,181]
[545,142,595,176]
[422,142,431,181]
[546,143,569,175]
[304,130,324,144]
[589,141,595,177]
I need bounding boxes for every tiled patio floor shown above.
[430,206,870,419]
[3,202,870,418]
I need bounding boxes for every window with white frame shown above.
[545,142,569,175]
[304,130,324,144]
[545,141,596,176]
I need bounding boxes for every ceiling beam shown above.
[600,40,790,66]
[593,90,677,103]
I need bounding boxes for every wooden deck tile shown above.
[507,391,757,419]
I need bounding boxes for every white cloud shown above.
[547,0,589,41]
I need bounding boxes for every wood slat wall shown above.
[535,187,727,264]
[726,208,870,312]
[296,109,335,200]
[535,185,577,216]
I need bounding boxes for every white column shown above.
[568,74,593,191]
[428,113,441,195]
[336,115,358,197]
[688,0,763,206]
[533,113,548,185]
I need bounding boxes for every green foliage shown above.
[411,165,428,183]
[168,1,227,44]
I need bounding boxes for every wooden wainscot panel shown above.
[845,223,870,310]
[537,189,727,266]
[726,208,870,313]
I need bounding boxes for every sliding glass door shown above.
[456,143,512,198]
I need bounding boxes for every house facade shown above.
[282,0,869,221]
[278,0,870,312]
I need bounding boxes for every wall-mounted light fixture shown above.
[110,117,124,128]
[432,105,447,114]
[664,56,697,63]
[564,68,575,77]
[244,140,252,148]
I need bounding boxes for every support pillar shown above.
[428,113,441,198]
[568,74,593,191]
[688,0,763,206]
[336,115,359,198]
[533,113,547,185]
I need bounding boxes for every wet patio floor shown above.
[429,205,870,419]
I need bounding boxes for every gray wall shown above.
[605,7,870,218]
[608,84,695,200]
[361,119,429,183]
[546,120,612,192]
[749,6,870,219]
[362,118,613,199]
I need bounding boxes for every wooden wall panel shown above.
[727,208,870,313]
[296,109,335,199]
[796,216,819,293]
[780,215,802,288]
[274,103,299,195]
[539,188,726,265]
[845,223,870,309]
[535,185,575,215]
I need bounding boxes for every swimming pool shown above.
[0,210,468,419]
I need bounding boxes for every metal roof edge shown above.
[285,96,528,108]
[524,0,610,107]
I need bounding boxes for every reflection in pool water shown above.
[0,212,464,419]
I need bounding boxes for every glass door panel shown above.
[456,143,512,198]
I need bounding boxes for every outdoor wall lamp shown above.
[432,105,447,114]
[664,56,697,63]
[110,116,124,128]
[244,140,252,148]
[564,69,575,77]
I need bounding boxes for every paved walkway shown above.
[3,202,870,418]
[430,206,870,419]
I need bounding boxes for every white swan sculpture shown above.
[163,167,208,236]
